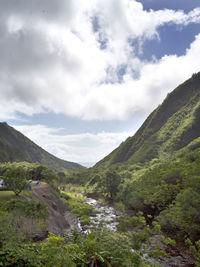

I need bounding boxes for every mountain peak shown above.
[95,72,200,168]
[0,123,85,171]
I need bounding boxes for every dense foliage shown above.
[0,229,152,267]
[82,138,200,243]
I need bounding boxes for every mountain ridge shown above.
[95,72,200,168]
[0,122,85,171]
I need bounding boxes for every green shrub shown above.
[0,210,47,243]
[60,191,71,201]
[0,242,42,267]
[117,214,146,232]
[3,199,49,220]
[72,229,143,266]
[158,188,200,241]
[80,215,90,226]
[114,201,126,212]
[185,238,200,266]
[0,199,48,243]
[66,199,96,217]
[40,233,76,267]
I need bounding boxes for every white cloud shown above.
[13,124,134,165]
[0,0,200,121]
[81,33,200,120]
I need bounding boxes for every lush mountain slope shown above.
[0,122,85,171]
[96,72,200,168]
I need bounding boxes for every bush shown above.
[3,199,49,220]
[72,229,142,266]
[40,233,76,267]
[0,199,49,243]
[117,214,146,232]
[66,199,96,217]
[158,188,200,241]
[0,242,42,267]
[80,215,90,226]
[114,201,126,212]
[60,191,71,201]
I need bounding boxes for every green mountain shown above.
[0,122,85,171]
[96,72,200,168]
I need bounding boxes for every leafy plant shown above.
[40,233,77,267]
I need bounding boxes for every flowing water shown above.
[78,198,121,233]
[75,197,195,267]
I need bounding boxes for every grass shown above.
[63,184,85,195]
[0,190,32,201]
[21,191,33,197]
[0,191,16,201]
[60,190,85,202]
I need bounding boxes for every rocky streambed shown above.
[80,198,121,233]
[66,196,195,267]
[64,197,121,233]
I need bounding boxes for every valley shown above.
[0,73,200,266]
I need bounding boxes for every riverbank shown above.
[71,194,195,267]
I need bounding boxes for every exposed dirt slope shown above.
[30,183,70,235]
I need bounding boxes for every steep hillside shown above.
[96,72,200,168]
[24,183,71,235]
[0,122,84,171]
[0,138,26,162]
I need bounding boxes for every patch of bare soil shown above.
[25,183,71,235]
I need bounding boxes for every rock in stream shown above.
[66,197,195,267]
[80,198,121,233]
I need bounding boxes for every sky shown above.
[0,0,200,167]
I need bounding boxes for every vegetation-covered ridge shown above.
[95,72,200,168]
[0,122,85,171]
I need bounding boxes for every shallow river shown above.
[74,197,195,267]
[79,198,121,232]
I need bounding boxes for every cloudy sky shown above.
[1,0,200,166]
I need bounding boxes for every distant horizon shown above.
[79,162,96,168]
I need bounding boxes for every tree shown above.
[3,167,28,196]
[102,170,121,200]
[58,171,66,184]
[41,168,58,182]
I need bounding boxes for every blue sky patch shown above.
[140,23,200,60]
[138,0,200,12]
